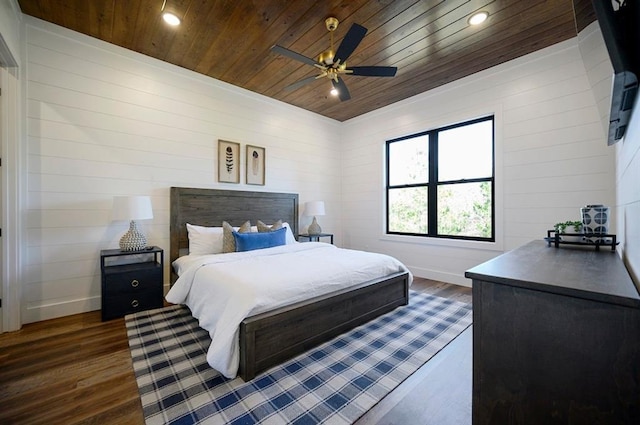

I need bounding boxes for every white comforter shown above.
[166,242,412,378]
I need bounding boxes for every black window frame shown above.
[385,115,495,242]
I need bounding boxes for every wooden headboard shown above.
[169,187,299,281]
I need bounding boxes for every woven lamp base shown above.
[120,220,147,251]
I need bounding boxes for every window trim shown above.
[385,115,495,242]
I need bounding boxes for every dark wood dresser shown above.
[465,240,640,424]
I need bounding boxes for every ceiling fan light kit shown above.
[271,17,398,102]
[160,0,181,26]
[468,11,489,26]
[162,12,180,26]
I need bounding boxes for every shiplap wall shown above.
[617,98,640,285]
[340,27,615,286]
[23,17,342,323]
[19,15,636,323]
[578,22,640,285]
[579,23,616,138]
[616,92,640,285]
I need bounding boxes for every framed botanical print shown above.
[218,140,240,183]
[246,145,265,185]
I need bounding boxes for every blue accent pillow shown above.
[233,227,287,252]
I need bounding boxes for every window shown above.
[386,116,494,241]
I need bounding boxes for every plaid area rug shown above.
[126,291,472,425]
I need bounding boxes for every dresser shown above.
[100,247,164,321]
[465,240,640,424]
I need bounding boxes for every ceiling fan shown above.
[271,17,398,101]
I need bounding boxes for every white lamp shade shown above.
[304,201,325,217]
[112,196,154,221]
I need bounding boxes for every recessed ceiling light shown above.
[162,12,181,26]
[330,88,339,96]
[468,11,489,26]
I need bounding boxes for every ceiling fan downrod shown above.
[319,17,340,66]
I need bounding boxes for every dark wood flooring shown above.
[0,277,472,425]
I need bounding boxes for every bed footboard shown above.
[238,271,410,381]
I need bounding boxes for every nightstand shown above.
[298,233,334,244]
[100,246,164,321]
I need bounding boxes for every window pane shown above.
[437,181,492,238]
[438,120,492,181]
[388,187,428,233]
[388,136,429,186]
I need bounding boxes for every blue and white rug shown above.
[126,291,472,425]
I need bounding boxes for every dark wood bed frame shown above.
[170,187,410,381]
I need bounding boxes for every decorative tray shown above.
[545,230,618,251]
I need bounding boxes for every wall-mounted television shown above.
[592,0,639,145]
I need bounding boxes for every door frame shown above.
[0,50,21,333]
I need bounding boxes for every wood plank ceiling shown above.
[17,0,596,122]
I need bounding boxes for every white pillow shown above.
[282,222,298,244]
[186,223,224,255]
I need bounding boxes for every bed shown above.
[168,187,411,381]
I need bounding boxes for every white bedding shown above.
[166,242,412,378]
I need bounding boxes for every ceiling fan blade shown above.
[284,75,320,91]
[332,77,351,101]
[348,66,397,77]
[271,45,318,67]
[334,23,367,64]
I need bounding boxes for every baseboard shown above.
[23,296,101,324]
[408,266,471,287]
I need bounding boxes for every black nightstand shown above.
[100,246,164,321]
[298,233,334,244]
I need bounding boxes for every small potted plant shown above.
[553,220,584,242]
[553,222,567,234]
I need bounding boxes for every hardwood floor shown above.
[0,311,144,424]
[356,279,473,425]
[0,278,472,425]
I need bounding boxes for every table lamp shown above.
[112,195,154,251]
[305,201,325,235]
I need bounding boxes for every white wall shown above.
[578,22,640,286]
[616,87,640,286]
[579,23,615,138]
[340,30,615,285]
[18,14,638,323]
[23,17,342,323]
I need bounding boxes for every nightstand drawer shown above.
[102,290,163,321]
[103,265,162,294]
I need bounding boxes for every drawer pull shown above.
[131,279,139,287]
[131,299,139,308]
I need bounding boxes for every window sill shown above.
[380,233,503,252]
